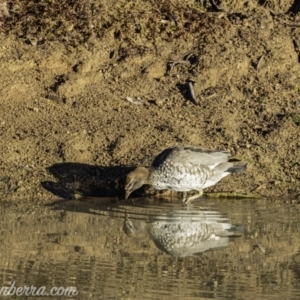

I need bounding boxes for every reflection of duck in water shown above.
[125,146,246,204]
[124,210,242,257]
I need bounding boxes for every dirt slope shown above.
[0,0,299,203]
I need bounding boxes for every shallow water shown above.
[1,197,300,299]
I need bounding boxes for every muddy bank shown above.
[0,1,300,203]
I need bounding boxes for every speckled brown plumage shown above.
[125,146,246,203]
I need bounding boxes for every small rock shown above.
[154,99,164,107]
[46,94,66,104]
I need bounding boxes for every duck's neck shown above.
[134,167,150,184]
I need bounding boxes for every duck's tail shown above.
[202,162,245,189]
[213,162,246,174]
[227,163,247,173]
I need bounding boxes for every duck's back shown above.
[151,146,229,168]
[149,146,229,191]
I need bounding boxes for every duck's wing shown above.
[151,146,230,168]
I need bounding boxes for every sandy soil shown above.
[0,1,300,204]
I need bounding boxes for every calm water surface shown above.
[0,197,300,299]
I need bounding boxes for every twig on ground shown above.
[188,82,198,105]
[256,54,264,71]
[168,60,191,74]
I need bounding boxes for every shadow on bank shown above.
[40,162,139,200]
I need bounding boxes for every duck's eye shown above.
[126,182,133,189]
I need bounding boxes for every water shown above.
[0,197,300,299]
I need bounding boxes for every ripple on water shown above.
[0,197,300,299]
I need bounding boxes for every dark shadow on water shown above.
[41,162,137,200]
[46,196,170,215]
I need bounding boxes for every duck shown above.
[125,146,246,203]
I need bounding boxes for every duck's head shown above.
[124,167,149,199]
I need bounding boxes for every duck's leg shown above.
[170,190,176,200]
[182,190,203,204]
[159,189,172,197]
[163,190,177,201]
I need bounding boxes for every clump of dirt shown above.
[0,0,299,203]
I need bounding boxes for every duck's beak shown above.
[125,188,132,200]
